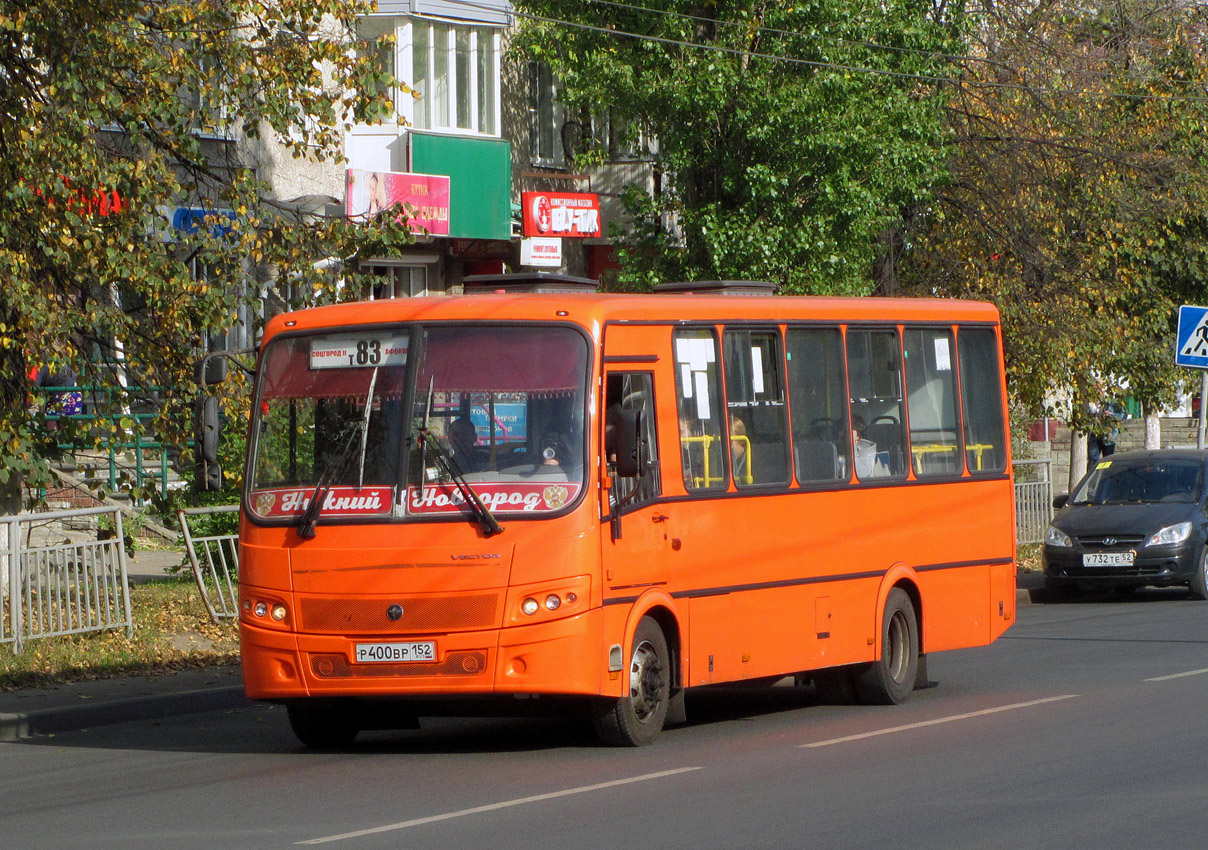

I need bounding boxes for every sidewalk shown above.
[0,663,248,741]
[124,547,191,583]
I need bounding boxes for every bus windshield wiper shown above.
[297,421,360,540]
[299,372,378,540]
[419,429,504,537]
[356,367,379,489]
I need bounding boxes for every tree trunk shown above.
[1068,429,1088,492]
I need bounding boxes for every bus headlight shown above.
[270,604,288,622]
[521,598,540,616]
[253,601,268,617]
[544,594,561,611]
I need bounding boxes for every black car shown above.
[1042,449,1208,599]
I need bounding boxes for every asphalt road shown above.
[5,588,1208,850]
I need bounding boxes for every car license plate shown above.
[1082,552,1134,567]
[354,641,436,663]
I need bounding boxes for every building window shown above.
[530,61,566,166]
[369,266,429,299]
[529,62,655,167]
[411,19,500,136]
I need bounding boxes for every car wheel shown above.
[591,617,670,746]
[286,699,360,748]
[1189,547,1208,601]
[853,588,919,705]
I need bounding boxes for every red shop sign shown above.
[521,192,601,238]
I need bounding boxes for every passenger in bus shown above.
[447,416,483,472]
[730,416,750,483]
[852,416,888,479]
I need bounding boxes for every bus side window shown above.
[958,327,1007,473]
[674,329,726,491]
[846,328,907,479]
[786,327,849,483]
[904,327,960,477]
[606,372,661,508]
[723,329,789,487]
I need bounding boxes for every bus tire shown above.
[591,617,670,746]
[286,699,360,748]
[854,588,919,705]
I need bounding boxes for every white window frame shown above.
[408,16,501,137]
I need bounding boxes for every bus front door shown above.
[601,369,672,606]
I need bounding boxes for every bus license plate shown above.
[354,641,436,663]
[1083,552,1134,567]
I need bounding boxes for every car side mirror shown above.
[1053,493,1069,509]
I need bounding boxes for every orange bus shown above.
[238,277,1016,747]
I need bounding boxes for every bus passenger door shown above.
[601,371,671,599]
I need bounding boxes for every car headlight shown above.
[1044,525,1073,547]
[1146,521,1193,547]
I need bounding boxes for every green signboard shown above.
[410,132,511,241]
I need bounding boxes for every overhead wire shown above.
[433,0,1208,105]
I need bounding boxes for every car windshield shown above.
[247,324,589,521]
[1071,458,1204,505]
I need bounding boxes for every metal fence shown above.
[1014,459,1054,545]
[0,506,133,652]
[179,505,239,622]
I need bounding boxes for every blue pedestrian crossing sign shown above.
[1176,305,1208,369]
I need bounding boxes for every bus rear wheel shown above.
[286,699,360,748]
[591,617,670,746]
[853,588,919,705]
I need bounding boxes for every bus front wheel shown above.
[854,589,919,705]
[286,698,360,748]
[591,617,670,746]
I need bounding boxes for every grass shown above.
[0,578,239,691]
[1018,542,1043,572]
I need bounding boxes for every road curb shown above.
[0,685,250,741]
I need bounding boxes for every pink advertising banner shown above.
[346,168,450,235]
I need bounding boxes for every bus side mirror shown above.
[1053,493,1069,509]
[195,353,228,387]
[614,408,643,478]
[196,395,223,491]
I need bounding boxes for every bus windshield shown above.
[247,324,589,522]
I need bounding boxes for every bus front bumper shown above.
[240,607,604,701]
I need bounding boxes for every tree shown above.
[900,0,1208,442]
[0,0,411,513]
[511,0,966,294]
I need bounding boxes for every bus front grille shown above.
[310,651,487,678]
[298,594,499,634]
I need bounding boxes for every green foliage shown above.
[511,0,964,294]
[0,0,415,513]
[900,0,1208,431]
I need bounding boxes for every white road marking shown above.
[799,694,1081,748]
[297,766,703,844]
[1145,667,1208,682]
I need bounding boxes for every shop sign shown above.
[521,191,601,238]
[346,169,451,235]
[520,237,562,267]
